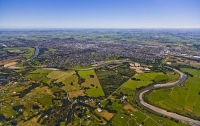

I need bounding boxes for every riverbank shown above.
[135,67,200,126]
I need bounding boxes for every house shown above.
[97,108,102,112]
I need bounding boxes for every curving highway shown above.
[135,67,200,126]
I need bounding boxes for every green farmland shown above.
[122,72,170,90]
[3,47,35,59]
[78,70,94,78]
[96,64,135,97]
[146,68,200,119]
[0,63,191,126]
[85,88,105,97]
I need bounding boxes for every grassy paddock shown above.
[25,69,52,81]
[146,68,200,118]
[81,72,102,88]
[85,88,104,97]
[68,90,85,98]
[78,70,94,78]
[4,47,35,59]
[47,70,75,82]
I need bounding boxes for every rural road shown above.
[8,59,130,70]
[135,67,200,126]
[7,58,200,125]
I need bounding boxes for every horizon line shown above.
[0,27,200,30]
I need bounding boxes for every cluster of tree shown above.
[17,83,40,98]
[53,90,67,99]
[104,99,117,113]
[184,72,194,77]
[12,105,24,111]
[131,78,141,81]
[49,81,64,88]
[75,71,85,85]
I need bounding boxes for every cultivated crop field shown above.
[146,68,200,119]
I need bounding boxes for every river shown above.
[26,47,39,61]
[135,67,200,126]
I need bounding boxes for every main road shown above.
[135,67,200,126]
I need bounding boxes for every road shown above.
[6,57,200,125]
[135,67,200,126]
[8,59,130,70]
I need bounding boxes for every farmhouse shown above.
[129,62,140,67]
[97,108,102,112]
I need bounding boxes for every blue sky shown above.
[0,0,199,28]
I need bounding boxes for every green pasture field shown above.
[167,71,180,82]
[0,82,54,120]
[78,70,94,78]
[122,71,173,90]
[30,69,52,74]
[139,72,169,82]
[181,67,200,76]
[122,74,152,90]
[62,75,80,92]
[14,69,26,73]
[81,72,101,88]
[3,47,35,59]
[110,99,181,126]
[25,69,52,81]
[110,69,188,126]
[59,122,66,126]
[146,68,200,118]
[85,88,104,97]
[69,65,93,69]
[47,70,75,82]
[146,112,188,126]
[0,105,17,118]
[144,118,160,126]
[22,47,35,59]
[112,113,136,126]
